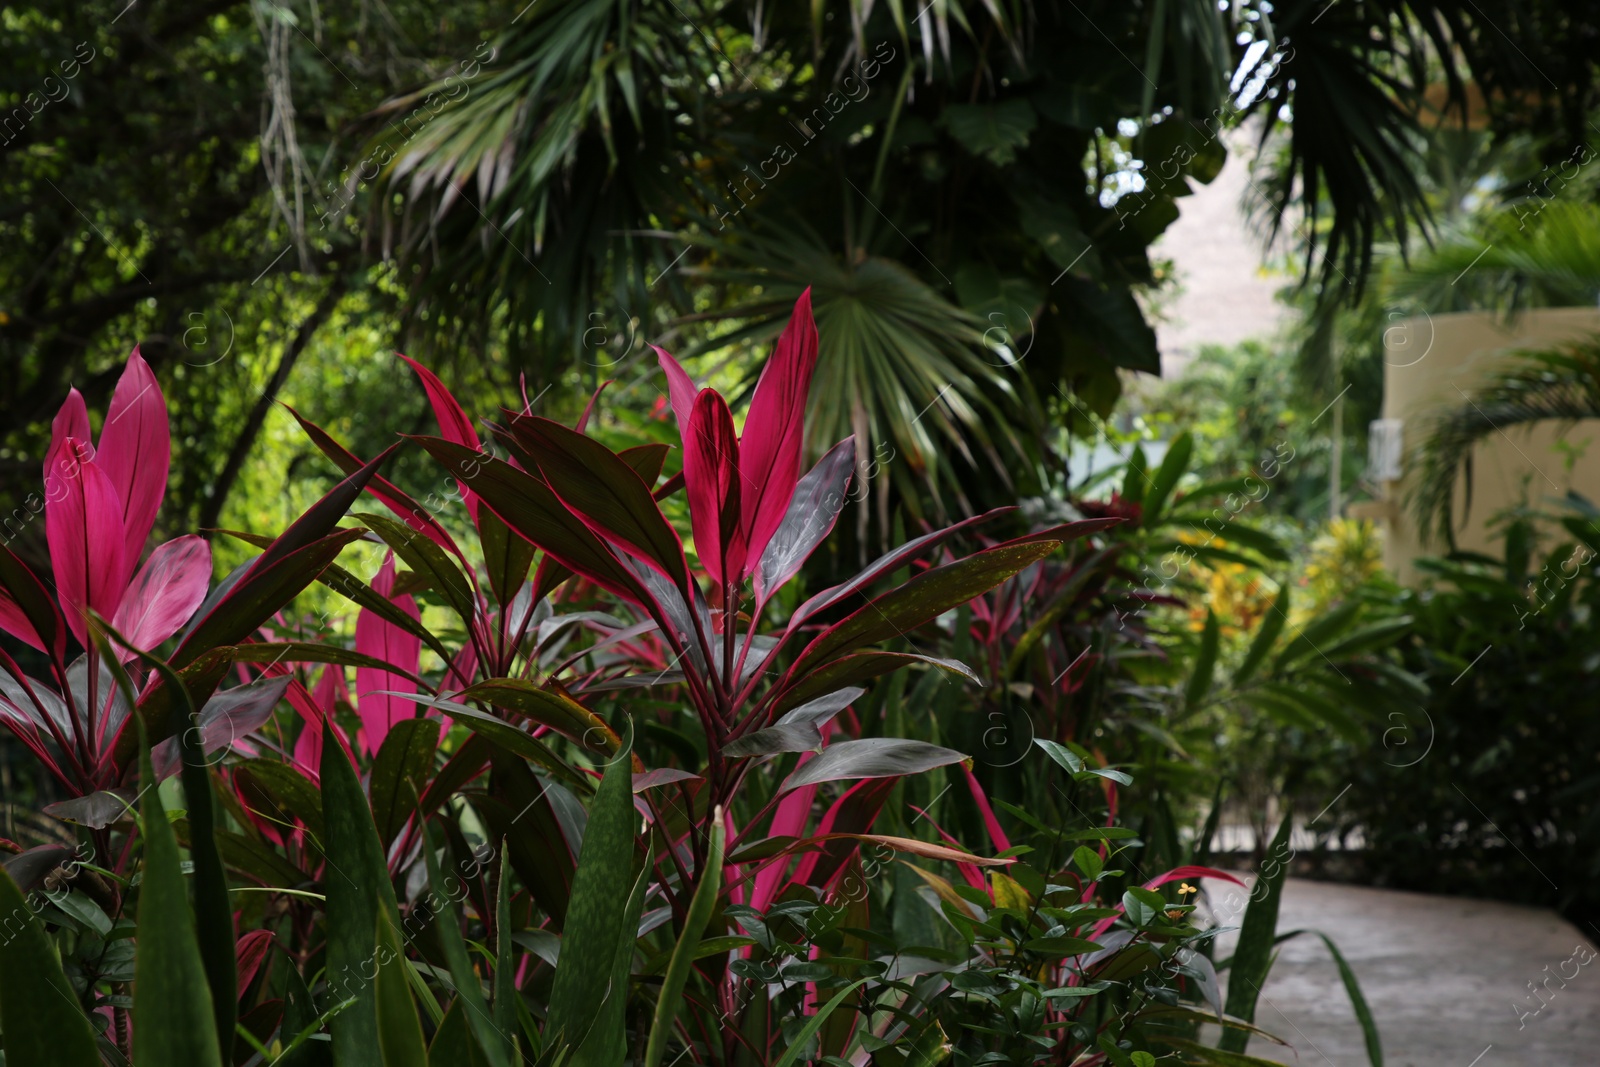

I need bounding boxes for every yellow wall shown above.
[1371,307,1600,583]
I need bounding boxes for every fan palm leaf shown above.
[1411,337,1600,545]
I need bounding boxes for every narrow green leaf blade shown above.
[322,735,405,1066]
[135,736,224,1067]
[0,864,100,1066]
[645,812,726,1067]
[1219,811,1293,1053]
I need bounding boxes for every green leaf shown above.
[429,998,492,1067]
[1233,586,1289,687]
[1280,930,1384,1066]
[769,979,873,1067]
[477,507,538,613]
[788,542,1061,678]
[235,759,327,843]
[1153,1038,1293,1065]
[1024,935,1103,957]
[545,743,643,1067]
[1121,887,1165,928]
[1273,601,1362,671]
[322,735,405,1066]
[492,846,518,1062]
[1185,609,1220,712]
[173,664,237,1055]
[1220,811,1293,1053]
[940,100,1036,164]
[1143,432,1192,524]
[0,864,100,1066]
[645,813,726,1067]
[358,511,478,624]
[370,719,441,846]
[457,679,621,757]
[422,823,513,1067]
[135,730,224,1067]
[375,911,430,1067]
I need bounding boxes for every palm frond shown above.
[1411,336,1600,545]
[1388,200,1600,314]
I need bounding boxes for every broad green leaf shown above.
[322,736,405,1066]
[1220,811,1293,1053]
[1185,609,1219,712]
[1273,602,1361,671]
[478,507,538,613]
[235,759,327,842]
[1143,432,1193,524]
[370,719,441,846]
[135,734,224,1067]
[430,998,492,1067]
[779,738,967,794]
[457,679,620,756]
[645,813,726,1067]
[1233,586,1289,687]
[545,744,642,1067]
[0,864,100,1066]
[375,911,430,1067]
[940,100,1036,164]
[358,511,478,623]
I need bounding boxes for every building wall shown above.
[1372,307,1600,583]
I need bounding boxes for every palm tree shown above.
[1399,201,1600,543]
[359,0,1600,537]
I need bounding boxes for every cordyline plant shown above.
[0,351,397,824]
[0,296,1260,1067]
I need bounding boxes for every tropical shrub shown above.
[0,294,1402,1067]
[1333,513,1600,924]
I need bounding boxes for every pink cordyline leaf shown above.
[46,438,128,648]
[0,589,45,654]
[354,553,423,754]
[962,764,1012,853]
[652,345,698,431]
[738,288,819,565]
[44,387,90,490]
[97,348,172,567]
[575,380,613,433]
[399,353,482,522]
[684,389,745,586]
[111,535,211,659]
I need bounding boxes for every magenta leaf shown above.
[738,289,819,565]
[652,344,698,432]
[353,553,423,755]
[150,676,291,779]
[684,389,744,585]
[97,348,172,566]
[111,535,212,659]
[45,439,129,647]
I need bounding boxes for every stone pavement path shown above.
[1205,877,1600,1067]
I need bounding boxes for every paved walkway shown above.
[1204,877,1600,1066]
